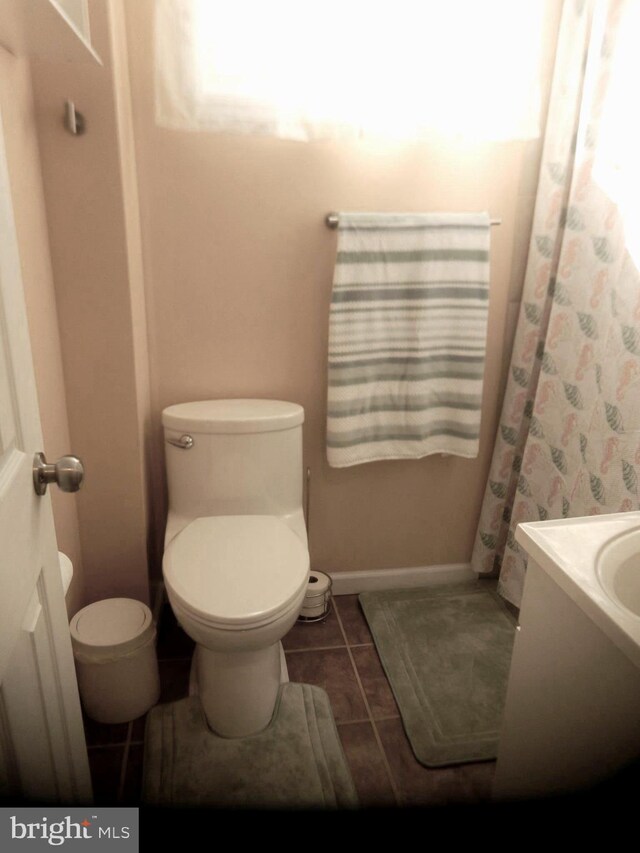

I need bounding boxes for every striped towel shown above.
[326,212,491,467]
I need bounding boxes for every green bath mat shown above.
[143,682,358,809]
[360,581,516,767]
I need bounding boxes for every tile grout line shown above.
[116,721,134,803]
[338,714,400,725]
[337,715,400,727]
[284,644,347,654]
[285,643,376,654]
[332,598,402,807]
[335,717,372,726]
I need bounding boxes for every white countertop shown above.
[516,512,640,668]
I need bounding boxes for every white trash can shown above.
[70,598,161,724]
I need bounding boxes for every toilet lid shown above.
[163,516,309,626]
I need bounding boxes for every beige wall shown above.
[125,0,561,575]
[30,0,150,604]
[0,45,84,615]
[0,0,560,605]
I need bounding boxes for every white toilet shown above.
[161,399,310,737]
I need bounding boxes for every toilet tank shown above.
[162,399,304,525]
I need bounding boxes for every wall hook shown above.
[64,100,86,136]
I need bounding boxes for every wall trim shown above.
[327,563,475,595]
[151,564,476,615]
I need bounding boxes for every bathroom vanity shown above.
[493,512,640,800]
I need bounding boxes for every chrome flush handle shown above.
[166,434,194,449]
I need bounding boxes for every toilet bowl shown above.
[161,399,309,737]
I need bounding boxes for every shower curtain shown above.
[472,0,640,606]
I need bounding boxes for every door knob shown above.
[33,452,84,496]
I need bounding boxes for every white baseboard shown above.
[328,563,475,595]
[152,564,476,610]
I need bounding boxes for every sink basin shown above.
[597,527,640,618]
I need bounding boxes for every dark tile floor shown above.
[86,594,495,808]
[283,595,495,808]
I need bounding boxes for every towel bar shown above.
[325,212,501,229]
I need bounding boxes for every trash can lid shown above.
[70,598,154,660]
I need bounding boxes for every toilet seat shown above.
[163,515,309,630]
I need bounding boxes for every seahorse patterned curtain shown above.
[472,0,640,606]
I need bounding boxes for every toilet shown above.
[161,399,310,737]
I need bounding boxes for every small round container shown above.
[70,598,160,724]
[298,571,332,622]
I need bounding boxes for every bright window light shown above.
[593,2,640,270]
[176,0,545,141]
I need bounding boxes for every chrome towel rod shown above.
[325,212,501,229]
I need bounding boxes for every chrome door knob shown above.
[33,452,84,496]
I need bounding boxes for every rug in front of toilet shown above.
[143,682,358,809]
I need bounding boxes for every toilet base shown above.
[189,641,289,696]
[195,641,282,737]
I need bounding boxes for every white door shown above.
[0,103,91,801]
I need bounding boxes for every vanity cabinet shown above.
[493,516,640,801]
